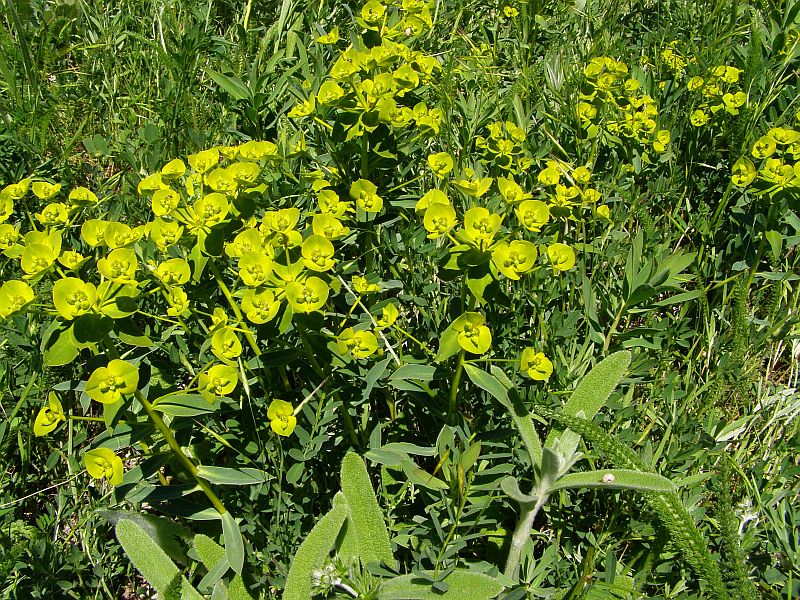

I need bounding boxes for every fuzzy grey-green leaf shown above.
[341,452,396,567]
[378,570,505,599]
[548,469,676,494]
[284,492,348,600]
[115,519,203,600]
[546,351,631,458]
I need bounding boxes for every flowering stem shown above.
[135,390,227,515]
[448,349,466,420]
[210,263,261,357]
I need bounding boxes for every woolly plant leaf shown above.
[547,469,676,494]
[194,534,256,600]
[115,519,203,600]
[283,492,349,600]
[545,351,631,459]
[340,452,395,568]
[98,509,193,566]
[378,570,505,599]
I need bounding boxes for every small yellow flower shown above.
[491,240,538,280]
[165,285,190,317]
[238,251,274,287]
[33,392,66,437]
[268,399,297,436]
[31,181,62,200]
[211,327,243,362]
[374,303,399,329]
[352,275,380,294]
[83,448,124,486]
[520,348,553,380]
[35,202,69,226]
[312,213,351,240]
[155,258,191,286]
[241,288,281,324]
[350,179,383,213]
[423,203,457,239]
[53,277,97,320]
[0,280,34,319]
[515,200,550,232]
[497,176,532,205]
[315,27,339,45]
[286,277,330,313]
[451,312,492,355]
[596,205,612,221]
[428,152,454,178]
[86,360,139,404]
[461,207,502,251]
[0,223,18,250]
[415,189,450,215]
[97,248,138,285]
[199,364,238,401]
[547,243,576,271]
[690,109,709,127]
[731,157,756,188]
[337,328,379,358]
[161,158,186,180]
[502,5,519,17]
[302,235,336,272]
[188,147,220,174]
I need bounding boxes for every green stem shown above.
[448,350,466,420]
[135,390,227,514]
[602,301,627,353]
[504,496,545,579]
[210,262,262,357]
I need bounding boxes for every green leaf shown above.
[378,570,505,599]
[546,351,631,459]
[195,535,255,600]
[548,469,676,494]
[500,476,536,506]
[466,364,542,467]
[284,492,349,600]
[153,393,220,417]
[221,511,245,575]
[196,466,269,486]
[340,452,395,567]
[206,69,250,100]
[115,519,203,600]
[42,323,80,367]
[98,510,193,566]
[435,320,461,363]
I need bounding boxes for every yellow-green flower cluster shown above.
[579,57,670,154]
[475,120,533,173]
[294,5,441,141]
[660,41,691,75]
[687,65,746,127]
[731,126,800,190]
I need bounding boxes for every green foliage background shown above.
[1,0,799,598]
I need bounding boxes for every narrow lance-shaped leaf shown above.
[545,351,631,459]
[284,492,349,600]
[222,511,245,575]
[547,469,676,494]
[340,452,396,567]
[378,570,506,600]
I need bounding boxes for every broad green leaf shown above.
[196,466,269,486]
[221,511,245,575]
[115,519,203,600]
[340,452,395,567]
[42,323,80,367]
[378,570,505,599]
[284,492,348,600]
[195,535,255,600]
[548,469,675,494]
[545,351,631,459]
